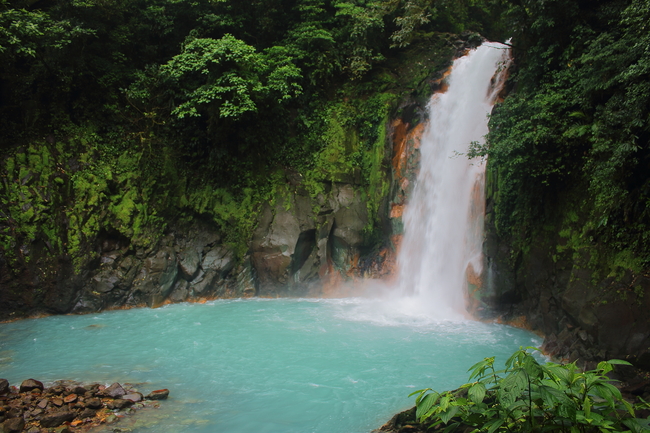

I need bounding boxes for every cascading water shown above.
[395,42,511,320]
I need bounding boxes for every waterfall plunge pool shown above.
[0,298,540,432]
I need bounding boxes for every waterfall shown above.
[395,42,511,320]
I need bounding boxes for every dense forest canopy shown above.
[1,0,649,281]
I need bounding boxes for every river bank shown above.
[0,379,168,433]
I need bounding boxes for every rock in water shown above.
[123,392,144,402]
[102,382,126,398]
[108,399,134,409]
[146,389,169,400]
[19,379,44,393]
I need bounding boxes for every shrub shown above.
[410,348,650,433]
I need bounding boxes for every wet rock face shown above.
[0,167,390,319]
[68,220,244,314]
[481,210,650,370]
[250,182,371,296]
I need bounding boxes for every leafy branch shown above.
[410,348,650,433]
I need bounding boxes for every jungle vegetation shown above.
[1,0,649,278]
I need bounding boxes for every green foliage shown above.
[185,185,260,258]
[0,142,63,266]
[0,0,507,280]
[411,348,650,433]
[159,34,302,120]
[483,0,650,265]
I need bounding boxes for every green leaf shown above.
[442,422,461,433]
[468,382,487,404]
[440,406,459,424]
[607,359,633,366]
[416,392,440,421]
[484,417,505,433]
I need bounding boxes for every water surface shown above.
[0,298,540,432]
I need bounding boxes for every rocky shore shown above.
[0,378,168,433]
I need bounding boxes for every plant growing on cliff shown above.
[410,348,650,433]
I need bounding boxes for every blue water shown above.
[0,298,540,432]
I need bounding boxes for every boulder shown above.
[202,247,235,276]
[102,382,126,398]
[39,411,75,428]
[179,249,201,279]
[145,389,169,400]
[0,379,8,395]
[169,280,189,302]
[19,379,43,393]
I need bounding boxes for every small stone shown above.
[37,399,48,409]
[79,408,96,418]
[0,380,9,395]
[145,389,169,400]
[63,393,77,404]
[26,427,41,433]
[105,414,118,424]
[107,399,133,410]
[122,393,143,403]
[40,410,75,428]
[6,408,21,419]
[52,398,63,407]
[19,379,44,393]
[85,397,102,409]
[47,386,65,396]
[3,417,25,433]
[102,383,126,399]
[53,426,72,433]
[30,408,43,416]
[69,386,87,395]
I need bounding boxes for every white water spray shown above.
[393,42,511,320]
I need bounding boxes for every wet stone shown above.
[122,393,143,402]
[63,393,77,404]
[0,380,9,395]
[37,399,48,409]
[85,397,102,409]
[103,382,126,398]
[145,389,169,400]
[40,410,75,428]
[47,386,65,396]
[69,386,87,395]
[79,408,96,418]
[108,398,133,410]
[52,398,63,407]
[19,379,44,393]
[3,417,25,433]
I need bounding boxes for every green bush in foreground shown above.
[411,349,650,433]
